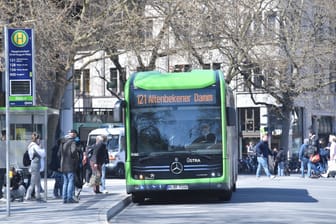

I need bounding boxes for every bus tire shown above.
[218,190,232,201]
[132,193,144,203]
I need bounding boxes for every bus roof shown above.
[88,127,124,136]
[133,70,220,90]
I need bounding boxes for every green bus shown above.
[114,70,238,203]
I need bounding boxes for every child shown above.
[9,167,26,202]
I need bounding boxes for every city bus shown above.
[114,70,238,203]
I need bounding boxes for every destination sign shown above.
[133,89,217,107]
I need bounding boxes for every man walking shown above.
[255,134,275,178]
[59,129,79,203]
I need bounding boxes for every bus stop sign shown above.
[6,28,35,106]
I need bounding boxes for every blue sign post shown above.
[4,27,35,216]
[7,28,35,106]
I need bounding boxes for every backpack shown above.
[23,150,31,166]
[304,145,316,158]
[86,146,94,159]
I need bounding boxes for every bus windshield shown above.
[131,106,222,155]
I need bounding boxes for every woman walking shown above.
[25,132,45,201]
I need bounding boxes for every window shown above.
[319,116,332,136]
[109,68,118,93]
[74,69,89,95]
[174,64,191,72]
[265,12,277,38]
[202,64,211,69]
[252,66,263,89]
[253,12,263,37]
[83,69,90,95]
[140,19,153,41]
[240,108,260,132]
[109,67,125,93]
[74,70,81,92]
[202,63,221,70]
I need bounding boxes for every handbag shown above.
[89,171,101,187]
[310,154,320,163]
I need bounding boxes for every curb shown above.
[106,196,132,222]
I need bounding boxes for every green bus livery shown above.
[115,70,238,203]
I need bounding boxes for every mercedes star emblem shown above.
[170,161,183,174]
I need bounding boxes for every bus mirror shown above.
[113,100,126,122]
[227,107,236,126]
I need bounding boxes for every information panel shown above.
[6,28,34,106]
[133,88,217,107]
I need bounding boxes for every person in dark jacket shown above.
[49,139,63,198]
[275,147,287,176]
[58,129,79,203]
[255,134,275,178]
[90,135,106,194]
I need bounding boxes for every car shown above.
[86,127,125,178]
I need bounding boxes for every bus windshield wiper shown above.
[139,152,169,162]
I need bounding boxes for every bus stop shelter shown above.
[0,106,58,201]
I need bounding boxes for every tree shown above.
[151,0,336,151]
[0,0,135,149]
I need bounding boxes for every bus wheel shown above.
[116,164,125,178]
[218,190,232,201]
[132,193,144,203]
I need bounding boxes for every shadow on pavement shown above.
[231,188,318,203]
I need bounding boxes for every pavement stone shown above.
[0,178,130,223]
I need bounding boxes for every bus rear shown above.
[121,70,237,202]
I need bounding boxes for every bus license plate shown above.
[167,185,188,190]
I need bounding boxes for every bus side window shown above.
[227,107,236,126]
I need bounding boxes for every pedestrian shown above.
[275,147,286,176]
[255,134,275,178]
[83,146,93,186]
[0,129,6,202]
[49,139,63,198]
[8,167,26,202]
[59,129,80,203]
[309,130,319,148]
[101,135,109,194]
[321,135,336,178]
[25,132,45,201]
[298,138,312,178]
[272,147,278,175]
[90,135,106,194]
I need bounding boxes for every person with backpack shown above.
[298,138,312,178]
[58,129,80,203]
[25,132,45,201]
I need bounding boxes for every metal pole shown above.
[4,25,11,216]
[44,109,48,201]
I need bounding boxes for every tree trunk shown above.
[279,103,293,158]
[46,70,68,162]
